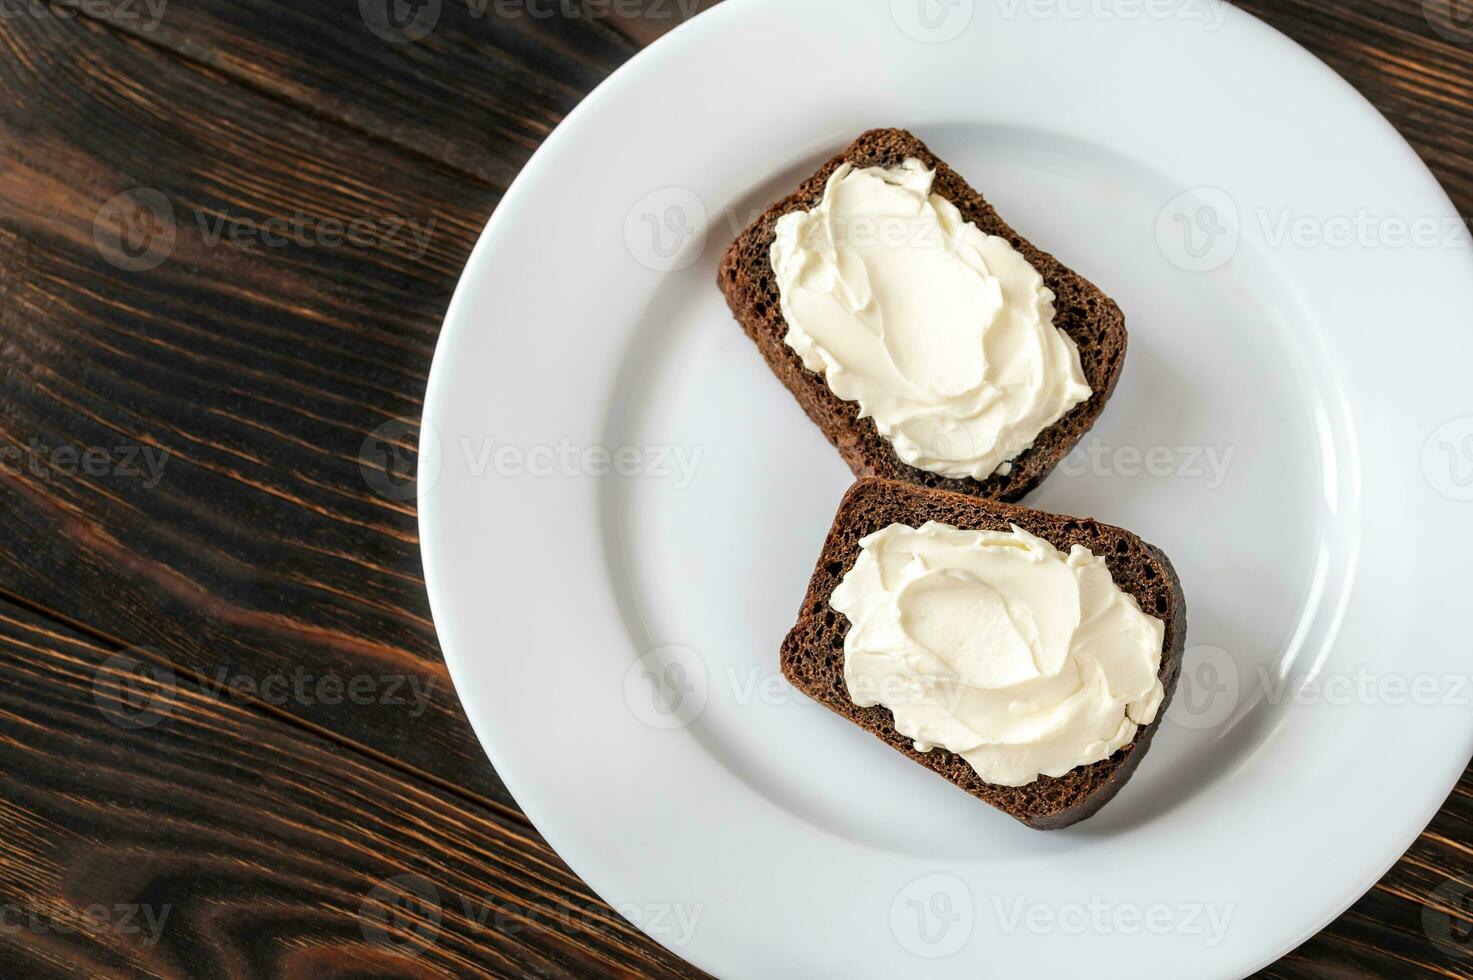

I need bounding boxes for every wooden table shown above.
[0,0,1468,976]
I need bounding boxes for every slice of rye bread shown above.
[782,478,1186,829]
[718,127,1127,502]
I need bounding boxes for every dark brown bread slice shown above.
[719,127,1127,502]
[783,478,1186,830]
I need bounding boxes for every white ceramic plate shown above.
[420,2,1473,976]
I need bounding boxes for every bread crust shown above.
[718,127,1127,501]
[782,478,1187,829]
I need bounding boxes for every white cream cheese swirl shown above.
[831,522,1165,787]
[770,159,1092,480]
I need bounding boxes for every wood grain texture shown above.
[0,4,503,806]
[56,0,699,187]
[0,0,1468,977]
[0,599,700,978]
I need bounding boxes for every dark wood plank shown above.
[55,0,705,187]
[0,598,704,978]
[0,8,506,803]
